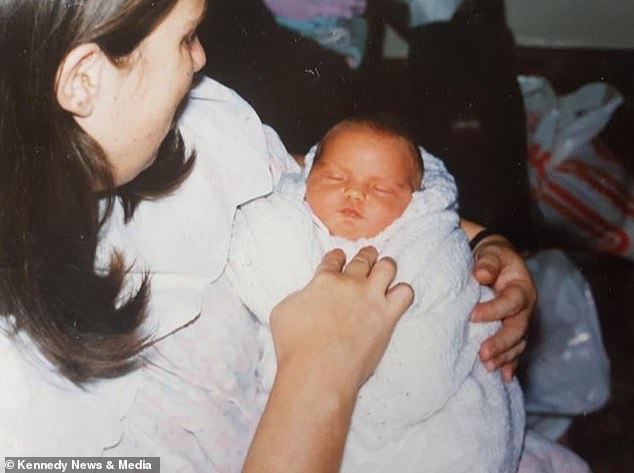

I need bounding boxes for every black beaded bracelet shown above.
[469,229,497,251]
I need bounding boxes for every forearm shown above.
[459,218,484,240]
[243,359,356,473]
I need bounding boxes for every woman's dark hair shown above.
[313,113,424,189]
[0,0,194,383]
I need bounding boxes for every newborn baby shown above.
[228,115,524,473]
[305,115,423,240]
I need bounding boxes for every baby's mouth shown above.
[340,207,363,218]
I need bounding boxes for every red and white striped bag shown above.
[520,76,634,260]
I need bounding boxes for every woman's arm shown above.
[243,247,413,472]
[460,219,536,382]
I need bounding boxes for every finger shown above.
[479,309,529,360]
[315,248,346,275]
[493,339,527,367]
[501,362,518,383]
[472,259,499,286]
[471,284,528,322]
[344,246,378,277]
[385,282,414,325]
[483,339,526,374]
[480,323,528,363]
[367,256,398,292]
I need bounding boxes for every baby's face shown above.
[305,125,419,240]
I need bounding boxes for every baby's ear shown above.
[54,43,104,117]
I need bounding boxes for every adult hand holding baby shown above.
[243,246,413,473]
[470,233,536,382]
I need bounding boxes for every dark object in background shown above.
[199,0,356,154]
[407,1,534,249]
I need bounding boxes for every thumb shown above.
[473,255,500,286]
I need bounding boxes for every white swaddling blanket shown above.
[227,151,524,472]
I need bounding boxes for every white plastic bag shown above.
[519,75,634,260]
[521,249,610,438]
[518,431,591,473]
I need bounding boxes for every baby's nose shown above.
[344,186,365,200]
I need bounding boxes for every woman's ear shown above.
[55,43,104,117]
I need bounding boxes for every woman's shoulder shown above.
[187,75,255,109]
[101,76,278,281]
[180,75,298,178]
[178,75,271,150]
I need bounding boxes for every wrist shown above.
[276,353,361,406]
[469,229,512,254]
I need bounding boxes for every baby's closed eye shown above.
[325,174,345,182]
[372,185,394,194]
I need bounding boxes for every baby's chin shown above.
[327,222,383,242]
